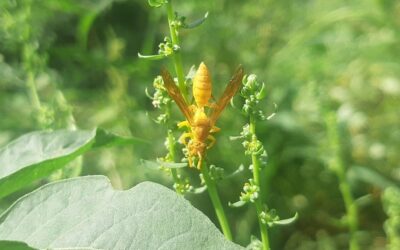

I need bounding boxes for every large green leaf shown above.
[0,176,242,250]
[0,129,145,199]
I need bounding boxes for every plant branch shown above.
[325,112,359,250]
[249,115,270,250]
[201,162,233,240]
[166,0,188,101]
[167,129,179,183]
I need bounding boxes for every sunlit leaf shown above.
[0,176,243,250]
[0,129,145,199]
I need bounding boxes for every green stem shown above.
[26,70,42,111]
[201,162,233,240]
[325,112,359,250]
[255,200,270,250]
[339,175,359,250]
[166,0,188,101]
[22,2,45,127]
[167,129,179,183]
[249,115,270,250]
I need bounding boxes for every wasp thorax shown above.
[193,62,212,108]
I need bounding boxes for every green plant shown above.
[140,0,235,240]
[140,2,298,248]
[230,74,298,249]
[324,111,359,250]
[1,0,398,249]
[383,187,400,250]
[0,0,246,248]
[0,1,241,249]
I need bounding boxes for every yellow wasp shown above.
[161,62,244,169]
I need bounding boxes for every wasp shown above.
[161,62,244,169]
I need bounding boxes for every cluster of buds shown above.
[171,12,209,30]
[231,124,268,167]
[208,165,225,181]
[259,208,299,228]
[240,179,260,203]
[158,37,179,57]
[35,104,55,129]
[243,135,265,156]
[173,176,193,194]
[138,37,179,60]
[170,12,186,29]
[259,208,279,226]
[240,74,268,120]
[146,76,172,124]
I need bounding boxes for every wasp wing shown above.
[161,68,194,125]
[209,66,244,125]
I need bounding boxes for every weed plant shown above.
[0,0,399,249]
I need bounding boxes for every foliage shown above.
[0,128,144,199]
[0,176,241,250]
[0,0,399,249]
[383,187,400,250]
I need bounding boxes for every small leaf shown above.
[183,12,209,29]
[189,185,207,194]
[141,159,188,169]
[160,161,188,168]
[255,82,267,100]
[138,52,169,60]
[355,194,374,207]
[229,200,247,208]
[0,129,145,199]
[224,164,245,180]
[0,176,243,250]
[148,0,168,8]
[93,128,148,148]
[270,212,298,227]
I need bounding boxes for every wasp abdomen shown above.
[193,62,212,108]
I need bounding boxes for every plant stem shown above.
[325,112,359,250]
[22,2,46,127]
[201,162,233,240]
[26,70,42,112]
[249,115,271,250]
[167,129,179,183]
[339,175,359,250]
[166,0,188,101]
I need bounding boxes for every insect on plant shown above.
[161,62,244,169]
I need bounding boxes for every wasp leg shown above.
[207,135,217,149]
[210,126,220,133]
[188,155,194,168]
[197,152,203,169]
[179,132,192,145]
[206,102,218,110]
[177,120,190,129]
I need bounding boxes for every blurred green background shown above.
[1,0,399,249]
